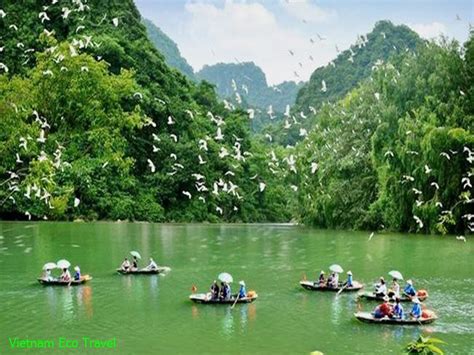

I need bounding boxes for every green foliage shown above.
[404,335,446,354]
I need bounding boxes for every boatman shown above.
[73,266,81,281]
[146,258,158,270]
[132,256,139,270]
[238,281,247,299]
[410,298,422,319]
[404,279,417,298]
[344,271,353,288]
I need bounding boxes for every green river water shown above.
[0,222,472,354]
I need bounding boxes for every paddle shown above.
[336,283,348,296]
[231,294,240,309]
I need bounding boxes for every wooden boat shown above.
[116,267,169,275]
[189,292,258,305]
[357,291,427,302]
[300,280,364,292]
[38,275,92,286]
[354,311,437,325]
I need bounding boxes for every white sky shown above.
[135,0,472,85]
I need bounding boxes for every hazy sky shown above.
[135,0,472,85]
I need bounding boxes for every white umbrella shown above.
[389,270,404,280]
[57,259,70,269]
[43,262,56,270]
[329,264,343,273]
[130,251,141,259]
[218,272,233,283]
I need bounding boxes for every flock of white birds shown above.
[0,1,472,241]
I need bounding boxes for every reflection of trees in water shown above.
[76,286,93,319]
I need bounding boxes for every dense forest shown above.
[0,1,472,234]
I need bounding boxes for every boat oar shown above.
[231,294,240,309]
[336,284,348,296]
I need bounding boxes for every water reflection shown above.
[76,285,93,319]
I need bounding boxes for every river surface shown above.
[0,222,472,354]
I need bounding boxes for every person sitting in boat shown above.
[42,268,54,281]
[410,298,422,319]
[373,296,393,319]
[121,258,130,271]
[318,271,326,286]
[374,277,387,297]
[393,297,404,319]
[220,281,231,300]
[332,272,339,288]
[343,271,353,288]
[131,256,138,271]
[60,268,71,282]
[326,272,336,288]
[146,257,158,271]
[389,278,400,298]
[210,280,219,300]
[404,279,416,298]
[73,266,81,281]
[238,281,247,299]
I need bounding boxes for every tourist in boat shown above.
[318,271,326,286]
[343,271,353,288]
[210,280,220,300]
[326,272,334,288]
[131,256,139,271]
[73,266,81,281]
[60,267,71,282]
[373,296,393,319]
[238,281,247,299]
[220,281,231,300]
[121,258,130,271]
[409,298,422,319]
[42,268,54,281]
[332,271,339,288]
[404,279,417,298]
[389,278,400,298]
[393,297,404,319]
[146,257,158,270]
[374,277,387,297]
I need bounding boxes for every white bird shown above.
[462,177,472,189]
[185,110,194,119]
[368,232,374,241]
[74,197,80,207]
[61,7,72,19]
[198,196,206,203]
[456,235,466,242]
[321,80,327,93]
[170,134,178,143]
[182,191,191,199]
[37,130,46,143]
[412,188,422,195]
[15,153,23,164]
[430,182,440,190]
[198,155,206,165]
[413,215,423,229]
[265,133,272,142]
[38,12,50,23]
[435,202,443,208]
[25,211,31,220]
[311,162,319,174]
[198,139,208,151]
[299,128,308,137]
[0,63,9,73]
[374,92,380,101]
[112,18,119,27]
[215,127,224,141]
[170,153,177,160]
[0,9,6,18]
[147,159,156,173]
[216,206,223,215]
[24,185,31,199]
[167,116,175,125]
[384,150,394,158]
[153,145,160,153]
[259,182,266,192]
[247,109,255,119]
[133,92,143,100]
[440,152,450,160]
[424,165,432,174]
